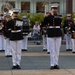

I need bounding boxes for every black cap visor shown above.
[13,12,19,14]
[51,7,58,9]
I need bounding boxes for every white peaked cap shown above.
[51,3,59,8]
[67,14,71,17]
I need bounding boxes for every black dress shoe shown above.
[47,52,50,54]
[2,50,5,51]
[43,49,47,51]
[70,49,72,51]
[16,65,21,69]
[22,49,27,51]
[12,66,17,69]
[54,65,60,69]
[0,50,4,52]
[72,52,75,53]
[36,42,41,45]
[66,49,72,51]
[6,55,12,57]
[9,55,12,57]
[50,66,54,70]
[5,55,10,57]
[66,49,69,51]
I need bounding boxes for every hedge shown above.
[18,13,44,27]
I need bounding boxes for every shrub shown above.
[62,15,66,23]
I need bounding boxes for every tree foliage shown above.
[18,13,44,27]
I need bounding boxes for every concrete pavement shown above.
[0,41,75,75]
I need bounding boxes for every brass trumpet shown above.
[73,32,75,38]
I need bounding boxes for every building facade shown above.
[0,0,67,15]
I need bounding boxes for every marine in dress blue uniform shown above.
[9,9,23,69]
[44,4,62,69]
[70,18,75,53]
[41,12,50,52]
[21,16,30,51]
[3,13,12,57]
[0,17,4,51]
[63,14,73,51]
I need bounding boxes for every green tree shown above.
[18,13,44,27]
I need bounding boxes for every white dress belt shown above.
[72,31,75,32]
[11,30,21,32]
[49,26,60,28]
[23,33,28,34]
[8,29,11,31]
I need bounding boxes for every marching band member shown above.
[0,17,4,51]
[71,18,75,53]
[2,13,12,57]
[9,9,23,69]
[1,13,6,51]
[41,12,50,52]
[63,14,73,51]
[44,4,62,69]
[22,16,30,51]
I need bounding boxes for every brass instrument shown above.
[0,22,3,30]
[42,23,49,37]
[66,22,72,34]
[46,23,50,29]
[0,25,2,30]
[43,28,47,37]
[73,32,75,38]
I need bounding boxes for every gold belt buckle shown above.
[53,26,56,28]
[14,30,17,32]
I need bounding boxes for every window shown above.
[36,2,45,13]
[8,1,15,8]
[21,2,30,13]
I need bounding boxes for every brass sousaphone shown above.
[1,1,13,14]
